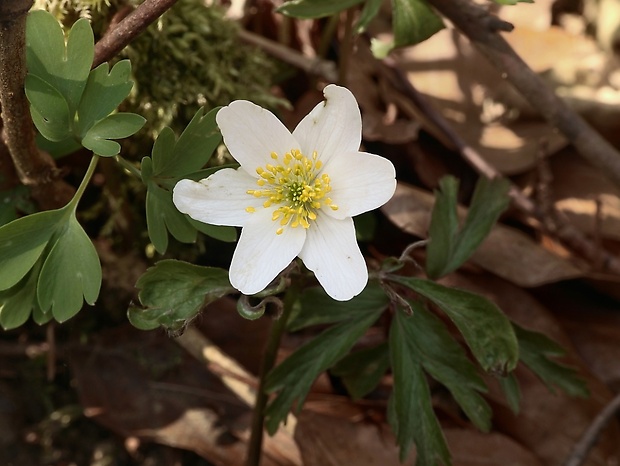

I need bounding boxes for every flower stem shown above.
[68,154,99,212]
[245,285,298,466]
[115,155,141,179]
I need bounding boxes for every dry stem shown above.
[427,0,620,189]
[93,0,180,68]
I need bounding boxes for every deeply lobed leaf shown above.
[288,282,389,331]
[264,304,383,434]
[0,207,101,326]
[426,175,510,279]
[389,313,451,465]
[26,11,93,114]
[391,276,519,374]
[129,260,234,331]
[37,214,102,322]
[392,0,444,48]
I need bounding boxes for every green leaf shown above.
[126,305,161,331]
[389,316,451,464]
[392,276,519,374]
[0,261,41,330]
[393,302,491,432]
[151,107,222,177]
[287,282,389,331]
[426,176,459,279]
[331,342,390,399]
[188,218,237,243]
[26,11,93,113]
[0,209,65,291]
[277,0,364,18]
[515,324,588,398]
[498,373,521,414]
[392,0,444,48]
[452,176,511,270]
[81,113,146,157]
[356,0,383,32]
[426,176,510,279]
[32,301,53,326]
[76,60,135,137]
[25,74,72,142]
[264,306,383,434]
[146,183,198,253]
[37,213,102,322]
[129,260,234,331]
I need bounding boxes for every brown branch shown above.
[0,0,74,210]
[379,57,620,275]
[237,29,339,82]
[427,0,620,189]
[564,392,620,466]
[92,0,180,68]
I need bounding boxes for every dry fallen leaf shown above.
[68,326,300,466]
[394,27,567,175]
[550,149,620,241]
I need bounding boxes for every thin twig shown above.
[427,0,620,189]
[564,392,620,466]
[238,29,338,82]
[0,0,74,209]
[379,57,620,275]
[92,0,180,68]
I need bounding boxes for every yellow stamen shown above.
[244,149,334,235]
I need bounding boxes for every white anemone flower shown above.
[173,85,396,301]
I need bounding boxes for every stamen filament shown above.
[244,149,334,234]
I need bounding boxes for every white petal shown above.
[172,168,262,227]
[299,215,367,301]
[293,85,362,166]
[216,101,300,175]
[323,151,396,219]
[230,208,306,295]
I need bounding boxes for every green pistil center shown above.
[245,149,338,235]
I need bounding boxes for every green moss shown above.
[120,1,285,146]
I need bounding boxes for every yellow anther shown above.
[248,148,335,235]
[246,206,256,213]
